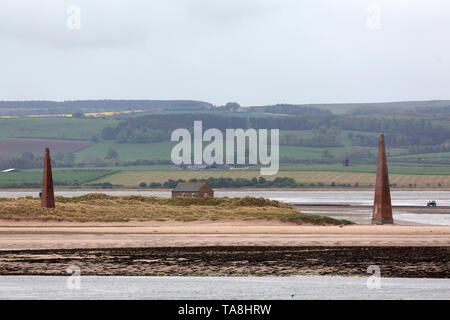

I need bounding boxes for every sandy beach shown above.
[0,203,448,277]
[0,219,449,249]
[0,219,448,278]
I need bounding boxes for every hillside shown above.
[0,100,213,116]
[0,99,447,189]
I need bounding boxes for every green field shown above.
[74,141,175,162]
[0,114,448,190]
[280,129,382,146]
[2,165,447,188]
[0,117,117,140]
[73,141,411,164]
[0,116,432,166]
[0,169,116,187]
[93,168,450,188]
[74,141,351,162]
[280,165,450,175]
[391,152,450,159]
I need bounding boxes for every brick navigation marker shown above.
[372,134,393,224]
[41,147,55,208]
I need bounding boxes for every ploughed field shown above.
[0,193,351,224]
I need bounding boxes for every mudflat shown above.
[0,246,448,278]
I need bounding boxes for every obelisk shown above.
[372,134,393,224]
[41,147,55,208]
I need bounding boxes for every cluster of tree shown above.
[100,113,337,143]
[216,102,241,111]
[77,157,171,168]
[334,116,449,146]
[140,177,361,189]
[414,105,450,114]
[348,133,379,147]
[101,113,449,149]
[0,152,76,170]
[248,104,331,115]
[279,157,337,165]
[88,182,114,189]
[281,126,342,147]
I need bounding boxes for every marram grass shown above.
[0,194,353,225]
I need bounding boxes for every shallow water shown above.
[302,209,450,226]
[0,190,448,206]
[0,276,448,300]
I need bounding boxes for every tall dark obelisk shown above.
[372,134,393,224]
[41,147,55,208]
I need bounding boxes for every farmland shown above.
[0,169,116,187]
[74,141,174,162]
[0,165,447,188]
[0,115,444,167]
[0,107,447,190]
[0,139,91,159]
[74,141,349,162]
[0,117,117,140]
[72,141,410,164]
[92,168,450,188]
[280,165,450,175]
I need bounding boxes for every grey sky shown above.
[1,0,449,106]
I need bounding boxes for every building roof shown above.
[173,182,209,192]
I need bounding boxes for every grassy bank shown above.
[0,194,352,225]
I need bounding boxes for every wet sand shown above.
[0,220,449,249]
[0,219,448,277]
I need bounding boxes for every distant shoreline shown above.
[0,187,449,192]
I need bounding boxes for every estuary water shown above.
[0,190,448,206]
[0,276,449,300]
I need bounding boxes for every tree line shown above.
[100,113,450,149]
[136,177,360,189]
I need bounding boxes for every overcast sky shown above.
[1,0,449,106]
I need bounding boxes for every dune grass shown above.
[0,194,353,225]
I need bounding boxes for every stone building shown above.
[171,182,214,198]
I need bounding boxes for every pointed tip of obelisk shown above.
[379,134,386,147]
